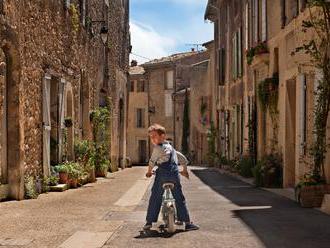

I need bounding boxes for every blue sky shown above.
[130,0,213,64]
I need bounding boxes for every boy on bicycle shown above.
[144,123,199,231]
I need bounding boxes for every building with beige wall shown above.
[205,0,330,187]
[127,64,149,165]
[142,51,209,155]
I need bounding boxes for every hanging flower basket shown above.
[64,117,73,128]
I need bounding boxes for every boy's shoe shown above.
[143,222,152,231]
[185,222,199,231]
[175,221,184,226]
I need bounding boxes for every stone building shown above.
[0,0,129,200]
[142,51,209,157]
[205,0,330,187]
[127,62,149,165]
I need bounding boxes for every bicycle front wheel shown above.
[167,207,175,233]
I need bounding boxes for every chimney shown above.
[131,60,138,67]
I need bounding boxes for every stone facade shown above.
[0,0,129,200]
[142,51,209,156]
[205,0,330,187]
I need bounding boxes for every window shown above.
[136,108,145,128]
[130,81,134,92]
[245,3,249,49]
[80,0,86,26]
[165,70,174,89]
[165,93,173,117]
[261,0,267,41]
[137,80,145,92]
[219,48,226,85]
[253,0,259,43]
[232,28,243,80]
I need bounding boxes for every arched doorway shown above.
[0,43,22,200]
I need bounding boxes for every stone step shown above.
[321,194,330,215]
[49,184,68,192]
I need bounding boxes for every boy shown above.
[144,123,199,231]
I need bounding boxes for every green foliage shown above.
[252,154,283,188]
[207,122,218,165]
[66,162,83,179]
[182,90,190,155]
[69,4,80,34]
[246,41,268,65]
[54,164,69,173]
[293,1,330,182]
[24,176,38,199]
[238,156,255,178]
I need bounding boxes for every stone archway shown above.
[0,42,23,200]
[65,84,74,161]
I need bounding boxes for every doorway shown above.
[138,140,147,164]
[285,79,297,187]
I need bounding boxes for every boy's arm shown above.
[176,151,189,179]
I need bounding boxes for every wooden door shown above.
[43,75,51,176]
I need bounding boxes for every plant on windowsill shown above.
[246,41,269,65]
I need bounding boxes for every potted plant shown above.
[55,164,69,184]
[295,172,330,208]
[95,161,109,177]
[67,162,82,188]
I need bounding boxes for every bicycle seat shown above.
[162,182,175,189]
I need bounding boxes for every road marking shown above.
[114,179,152,207]
[58,231,113,248]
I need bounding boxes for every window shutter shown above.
[253,0,259,43]
[261,0,267,41]
[238,28,242,77]
[245,3,249,49]
[281,0,286,28]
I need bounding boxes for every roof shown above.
[129,66,145,75]
[202,40,214,48]
[204,0,218,22]
[142,51,203,67]
[191,59,210,67]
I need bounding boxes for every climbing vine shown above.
[293,1,330,182]
[69,4,80,34]
[257,73,280,150]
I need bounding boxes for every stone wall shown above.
[0,0,129,199]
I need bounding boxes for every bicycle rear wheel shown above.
[167,206,175,233]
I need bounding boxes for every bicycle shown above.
[159,182,177,233]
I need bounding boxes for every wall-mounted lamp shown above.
[91,20,108,45]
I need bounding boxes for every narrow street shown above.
[1,167,330,248]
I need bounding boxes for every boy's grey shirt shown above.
[149,140,188,168]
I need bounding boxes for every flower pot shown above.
[89,168,96,183]
[298,185,330,208]
[59,172,68,184]
[69,178,78,188]
[95,169,107,177]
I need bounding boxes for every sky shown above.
[130,0,213,64]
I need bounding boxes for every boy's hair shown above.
[148,124,166,135]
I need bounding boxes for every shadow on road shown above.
[134,229,186,239]
[191,168,330,248]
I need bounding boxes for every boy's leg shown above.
[146,174,164,223]
[172,180,190,223]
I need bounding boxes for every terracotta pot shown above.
[59,172,68,184]
[89,168,96,183]
[95,169,106,177]
[299,185,330,208]
[69,178,78,188]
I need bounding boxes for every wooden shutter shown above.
[261,0,267,41]
[43,75,52,176]
[298,74,307,155]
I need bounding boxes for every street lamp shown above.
[91,20,108,46]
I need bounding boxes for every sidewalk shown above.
[0,167,150,248]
